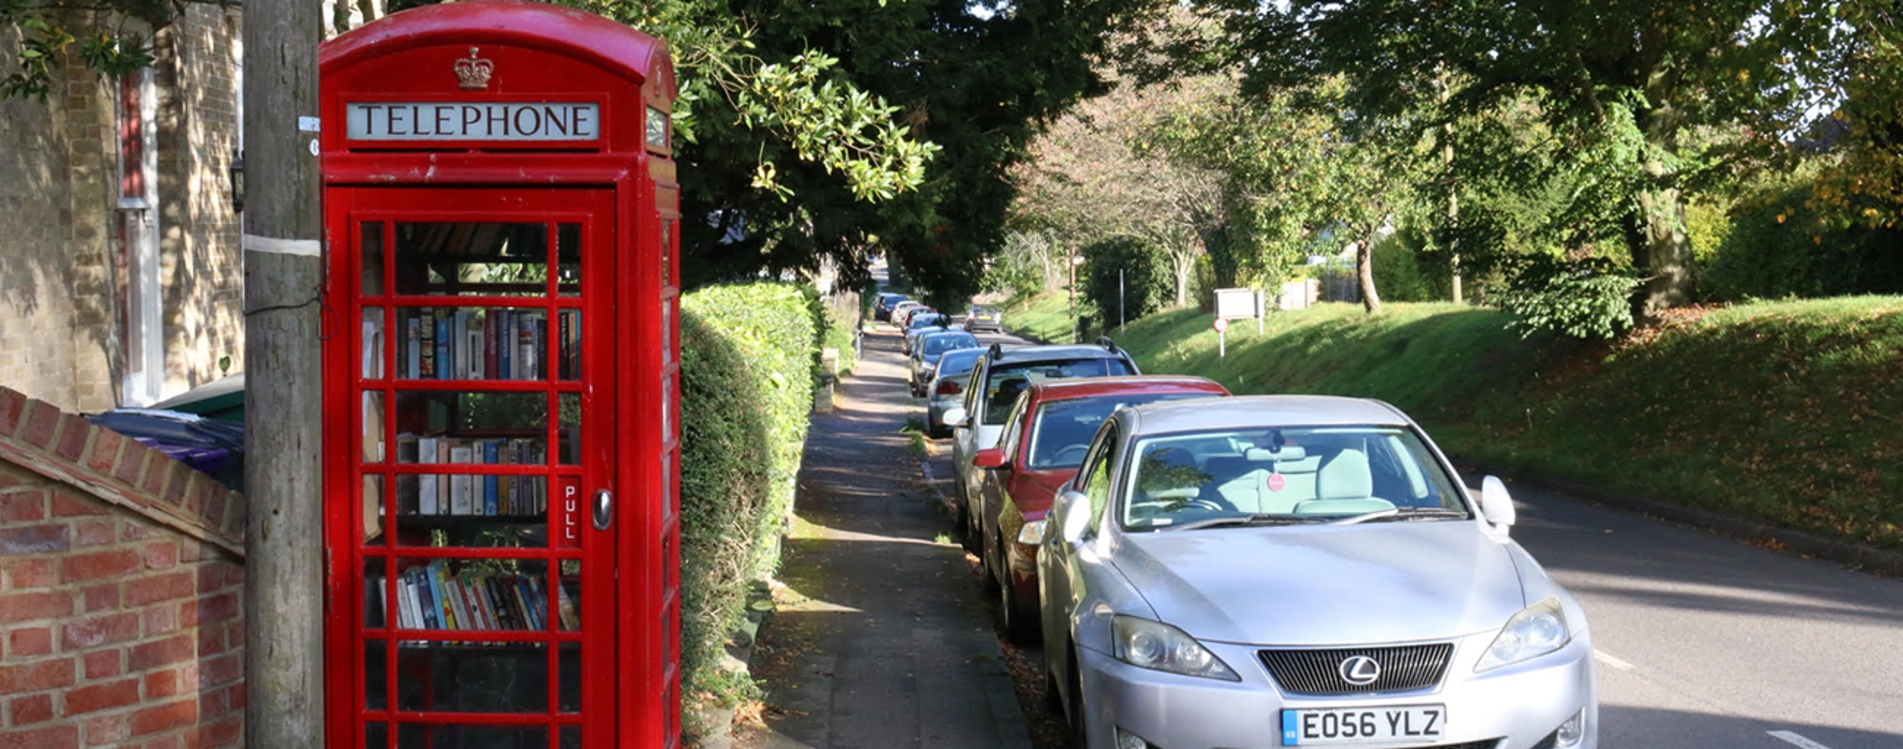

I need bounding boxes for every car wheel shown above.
[998,556,1038,645]
[980,531,1002,596]
[956,500,978,551]
[1066,656,1090,749]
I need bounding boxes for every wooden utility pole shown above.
[242,0,325,743]
[1437,66,1463,304]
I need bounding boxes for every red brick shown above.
[197,687,228,718]
[61,612,140,650]
[142,540,178,570]
[0,524,69,555]
[195,563,223,592]
[81,713,128,745]
[144,667,182,698]
[82,583,119,612]
[4,558,54,589]
[53,415,91,462]
[0,591,72,624]
[62,677,140,716]
[162,468,191,507]
[127,634,195,672]
[51,491,106,517]
[142,735,183,749]
[0,724,77,749]
[7,627,52,657]
[60,549,140,584]
[85,429,124,473]
[184,474,216,516]
[0,658,74,695]
[113,446,150,486]
[128,698,197,737]
[0,472,25,491]
[222,497,244,536]
[196,625,225,656]
[72,519,117,547]
[7,693,53,726]
[143,603,182,635]
[217,563,242,588]
[82,650,121,679]
[222,683,244,712]
[126,570,195,608]
[121,522,165,541]
[140,461,174,498]
[0,388,26,438]
[18,400,60,448]
[194,592,239,625]
[193,714,242,749]
[198,653,241,688]
[0,492,45,523]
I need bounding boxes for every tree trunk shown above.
[1173,260,1191,308]
[1358,237,1382,313]
[1634,179,1695,318]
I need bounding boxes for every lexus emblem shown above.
[1339,655,1381,685]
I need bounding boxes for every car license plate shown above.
[1280,705,1444,745]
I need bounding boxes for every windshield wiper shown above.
[1337,508,1472,525]
[1163,514,1320,532]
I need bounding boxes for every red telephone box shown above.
[318,3,681,747]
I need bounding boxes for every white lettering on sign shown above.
[564,484,580,541]
[346,102,600,141]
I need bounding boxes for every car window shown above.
[936,350,981,379]
[980,358,1135,425]
[1117,425,1467,530]
[923,334,977,356]
[962,359,986,416]
[998,395,1029,462]
[1026,393,1216,469]
[1078,422,1119,526]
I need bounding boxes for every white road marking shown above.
[1592,649,1635,671]
[1767,730,1833,749]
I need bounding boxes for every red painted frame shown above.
[320,3,680,748]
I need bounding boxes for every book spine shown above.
[444,577,470,633]
[555,579,579,631]
[425,562,451,630]
[484,310,500,382]
[398,574,419,629]
[511,581,535,631]
[497,310,513,380]
[467,319,484,380]
[484,577,513,630]
[483,441,499,516]
[405,314,421,379]
[463,579,492,631]
[558,311,571,380]
[420,306,437,378]
[418,438,439,515]
[433,312,449,380]
[415,569,439,630]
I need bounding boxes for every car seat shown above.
[1294,449,1396,516]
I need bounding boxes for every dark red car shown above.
[972,375,1231,642]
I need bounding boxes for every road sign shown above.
[1213,317,1229,332]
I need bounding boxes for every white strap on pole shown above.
[243,234,323,257]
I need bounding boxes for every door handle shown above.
[592,489,613,530]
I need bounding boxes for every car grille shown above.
[1259,643,1454,696]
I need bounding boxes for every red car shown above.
[971,375,1231,642]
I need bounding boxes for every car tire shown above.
[998,551,1038,646]
[957,501,979,552]
[1066,656,1090,749]
[980,532,1002,596]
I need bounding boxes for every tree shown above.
[1212,0,1854,316]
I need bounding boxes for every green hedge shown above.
[678,282,817,710]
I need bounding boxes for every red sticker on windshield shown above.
[1268,473,1286,492]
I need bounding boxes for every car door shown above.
[1042,418,1118,694]
[951,355,988,508]
[981,394,1029,579]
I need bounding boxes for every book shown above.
[405,314,421,379]
[419,307,436,378]
[362,319,382,379]
[462,579,492,631]
[555,580,580,631]
[484,310,501,381]
[443,573,470,632]
[414,569,440,630]
[434,310,450,380]
[398,573,420,629]
[448,443,475,515]
[482,440,500,516]
[558,310,574,380]
[464,311,484,379]
[418,438,440,515]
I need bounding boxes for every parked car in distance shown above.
[1038,395,1596,749]
[899,305,938,331]
[874,292,909,321]
[910,329,981,397]
[903,313,954,354]
[944,338,1139,543]
[972,376,1230,643]
[889,301,926,328]
[925,348,985,439]
[965,305,1003,333]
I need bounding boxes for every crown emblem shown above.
[454,47,493,91]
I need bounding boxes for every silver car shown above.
[1038,395,1595,749]
[924,348,985,438]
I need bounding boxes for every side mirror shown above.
[1058,490,1093,545]
[941,407,968,429]
[1480,476,1517,531]
[974,448,1008,469]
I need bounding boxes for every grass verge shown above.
[1000,290,1080,344]
[1098,296,1903,553]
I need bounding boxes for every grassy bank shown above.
[1040,294,1903,552]
[1000,290,1079,343]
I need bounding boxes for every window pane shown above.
[362,308,386,379]
[396,723,547,748]
[391,558,551,633]
[362,221,385,297]
[364,640,388,709]
[362,392,385,463]
[558,394,579,466]
[389,307,556,381]
[394,222,547,297]
[556,223,581,298]
[393,391,548,460]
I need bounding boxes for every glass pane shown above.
[364,557,390,627]
[391,307,554,381]
[660,221,672,288]
[396,724,547,749]
[395,472,546,521]
[362,221,385,297]
[558,641,581,713]
[560,725,579,749]
[556,310,580,382]
[363,308,386,379]
[366,722,389,749]
[396,643,550,713]
[393,391,548,462]
[556,223,580,297]
[365,640,388,709]
[363,476,385,546]
[391,558,551,632]
[394,222,547,297]
[558,394,579,466]
[392,478,547,550]
[362,392,385,463]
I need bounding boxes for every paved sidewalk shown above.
[737,326,1031,749]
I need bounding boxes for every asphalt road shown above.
[909,315,1903,749]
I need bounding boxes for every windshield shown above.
[936,350,982,379]
[1027,393,1215,469]
[908,314,945,329]
[1119,425,1467,530]
[923,334,978,357]
[982,358,1135,423]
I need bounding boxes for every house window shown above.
[118,66,162,406]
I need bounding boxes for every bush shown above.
[678,282,816,707]
[1082,236,1168,330]
[1702,183,1903,300]
[1500,257,1639,340]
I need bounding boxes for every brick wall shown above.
[0,387,245,748]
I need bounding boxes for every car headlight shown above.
[1017,520,1047,545]
[1111,615,1239,681]
[1475,598,1571,672]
